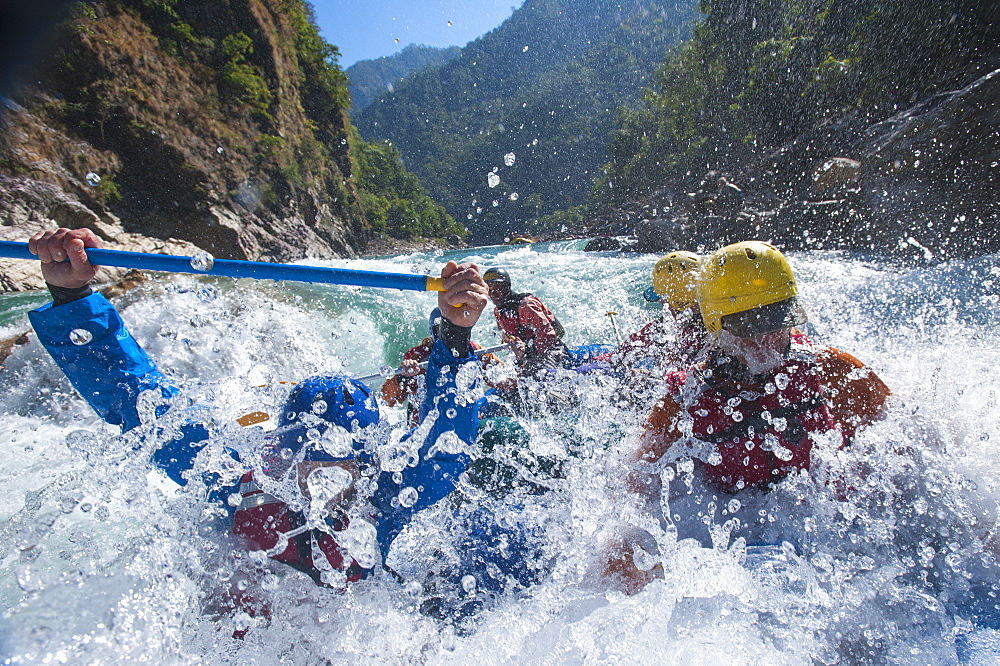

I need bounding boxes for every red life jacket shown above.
[232,471,367,586]
[670,348,839,494]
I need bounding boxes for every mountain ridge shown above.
[354,0,698,244]
[347,44,462,112]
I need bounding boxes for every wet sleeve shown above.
[372,338,480,559]
[29,294,237,492]
[519,297,559,353]
[816,347,891,442]
[28,292,179,431]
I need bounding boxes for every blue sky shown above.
[311,0,526,68]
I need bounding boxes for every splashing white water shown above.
[1,243,999,662]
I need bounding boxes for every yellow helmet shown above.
[650,251,701,311]
[698,241,807,337]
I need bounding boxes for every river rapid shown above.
[0,241,999,664]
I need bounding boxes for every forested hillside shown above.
[347,45,461,112]
[587,0,1000,257]
[0,0,460,291]
[354,0,697,245]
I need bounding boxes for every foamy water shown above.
[1,242,999,664]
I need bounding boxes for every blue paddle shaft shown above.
[0,240,442,292]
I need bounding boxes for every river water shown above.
[1,241,999,664]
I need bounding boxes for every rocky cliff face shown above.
[0,0,370,290]
[590,67,1000,261]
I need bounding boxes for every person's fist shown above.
[437,261,487,329]
[29,228,102,289]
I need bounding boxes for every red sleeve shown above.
[518,296,559,353]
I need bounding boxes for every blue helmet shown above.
[277,374,380,462]
[429,306,443,339]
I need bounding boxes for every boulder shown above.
[813,158,862,192]
[584,236,622,252]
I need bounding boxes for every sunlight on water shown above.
[1,243,999,663]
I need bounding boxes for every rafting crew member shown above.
[381,307,511,427]
[613,251,707,380]
[27,228,549,620]
[599,241,891,594]
[483,267,568,377]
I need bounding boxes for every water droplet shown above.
[461,574,477,593]
[280,447,294,460]
[306,428,321,442]
[762,433,779,450]
[16,565,43,592]
[231,612,253,631]
[65,429,99,458]
[85,172,101,187]
[311,400,328,415]
[190,251,215,272]
[447,20,453,26]
[445,408,457,419]
[772,444,794,461]
[379,365,396,379]
[227,493,243,507]
[522,45,529,52]
[509,192,519,201]
[398,486,418,508]
[216,146,224,154]
[487,172,500,188]
[727,499,741,513]
[504,152,516,167]
[196,285,219,302]
[774,373,790,390]
[392,471,403,485]
[69,328,93,345]
[59,496,78,513]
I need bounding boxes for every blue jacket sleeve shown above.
[29,293,179,430]
[372,338,480,560]
[28,293,216,487]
